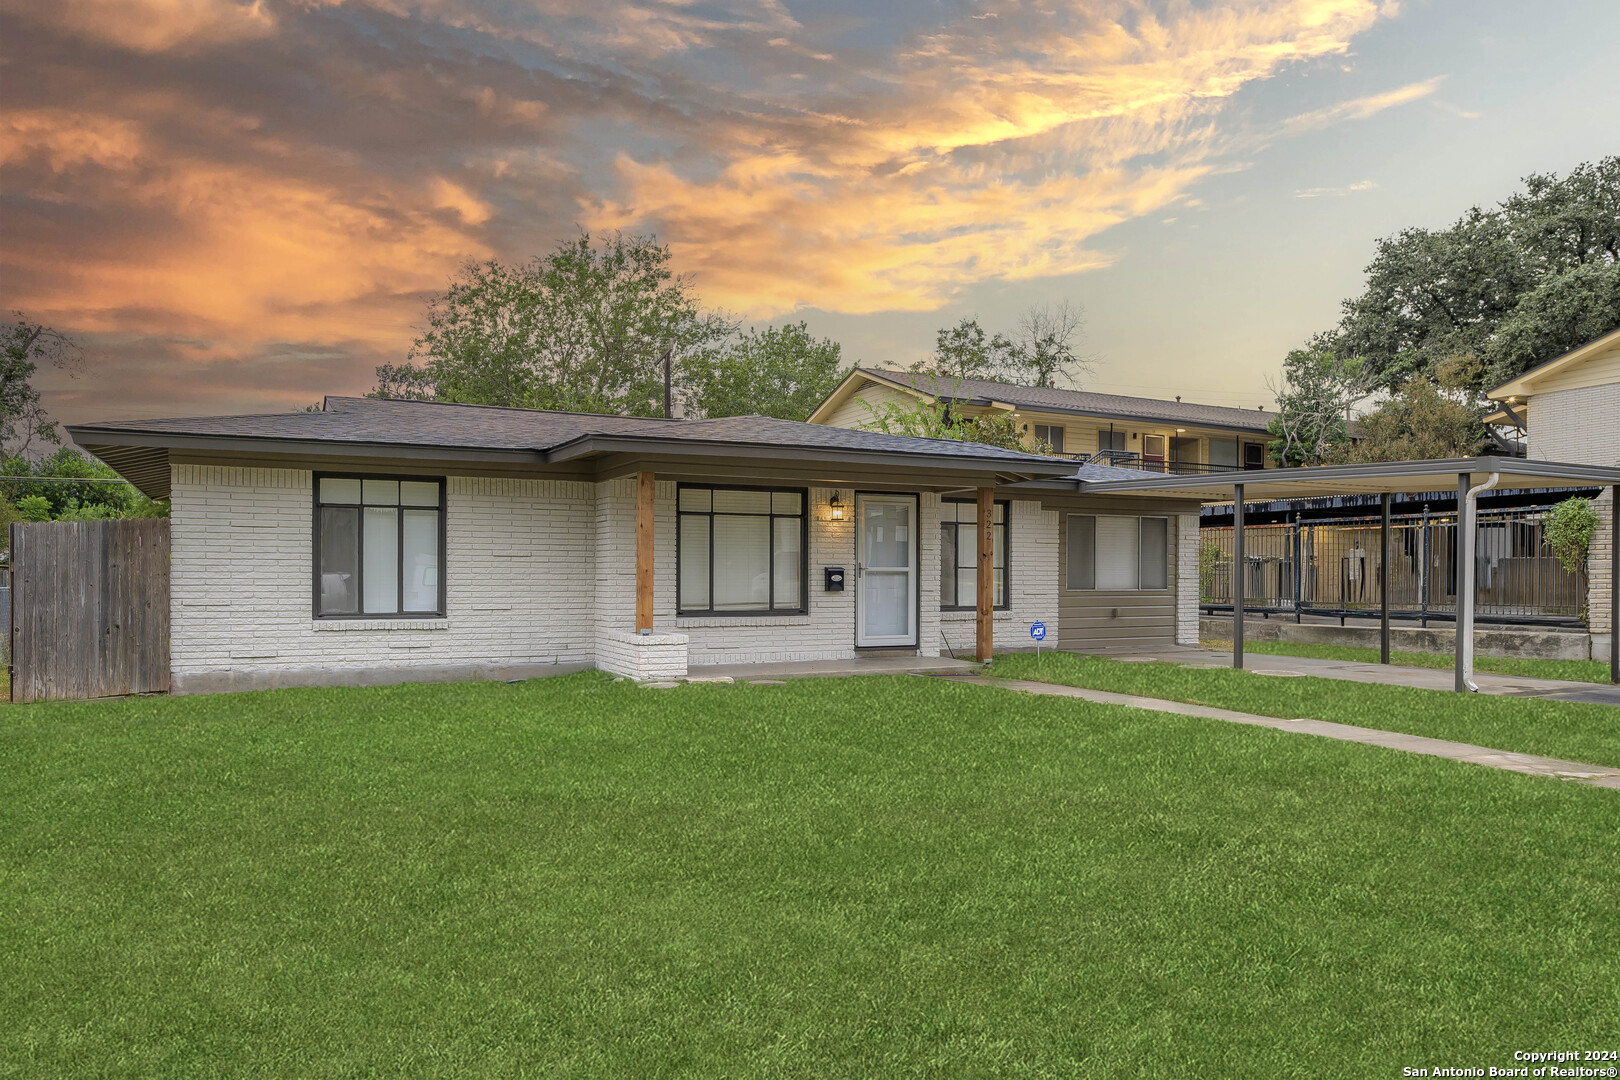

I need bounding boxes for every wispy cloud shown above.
[1292,179,1379,197]
[1278,75,1444,137]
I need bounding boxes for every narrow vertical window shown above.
[940,499,1008,610]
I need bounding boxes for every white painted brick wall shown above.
[171,466,597,682]
[596,630,689,680]
[172,466,1171,685]
[939,499,1060,655]
[1526,382,1618,641]
[1176,513,1199,645]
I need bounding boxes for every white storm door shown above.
[856,494,918,647]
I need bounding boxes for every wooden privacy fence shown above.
[10,518,170,702]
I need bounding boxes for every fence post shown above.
[1291,516,1301,623]
[1419,505,1429,629]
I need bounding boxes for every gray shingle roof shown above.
[70,395,1069,466]
[858,368,1275,432]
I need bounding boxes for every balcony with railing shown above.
[1073,449,1246,475]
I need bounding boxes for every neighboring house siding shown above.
[170,465,597,690]
[1523,379,1619,654]
[818,382,918,430]
[1524,382,1620,465]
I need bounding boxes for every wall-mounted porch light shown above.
[829,493,844,520]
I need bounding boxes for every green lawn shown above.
[989,652,1620,770]
[3,674,1617,1078]
[1203,637,1616,685]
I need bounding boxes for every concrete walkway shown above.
[1101,644,1620,707]
[688,653,980,681]
[969,676,1620,789]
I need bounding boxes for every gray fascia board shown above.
[67,427,547,465]
[1077,456,1620,497]
[542,432,1075,478]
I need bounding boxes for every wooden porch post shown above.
[976,486,994,663]
[636,471,655,633]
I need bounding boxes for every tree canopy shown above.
[679,322,844,421]
[1265,342,1368,466]
[1328,358,1487,465]
[376,231,737,416]
[375,231,849,421]
[917,303,1095,389]
[1329,156,1619,393]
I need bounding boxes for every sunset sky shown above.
[4,0,1618,426]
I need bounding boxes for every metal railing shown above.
[1199,505,1588,626]
[1078,449,1244,475]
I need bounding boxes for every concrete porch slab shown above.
[687,654,982,681]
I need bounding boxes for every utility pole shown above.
[661,346,674,419]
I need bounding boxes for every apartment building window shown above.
[1033,424,1066,454]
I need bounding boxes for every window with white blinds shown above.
[1066,514,1169,591]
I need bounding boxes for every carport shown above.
[1077,458,1620,690]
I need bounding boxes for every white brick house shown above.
[69,397,1204,692]
[1490,327,1620,662]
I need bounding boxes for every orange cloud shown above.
[588,0,1397,315]
[0,0,1420,423]
[2,107,488,344]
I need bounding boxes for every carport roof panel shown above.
[1075,457,1620,503]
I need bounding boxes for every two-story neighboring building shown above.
[1488,326,1620,661]
[809,368,1278,474]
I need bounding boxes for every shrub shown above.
[1544,497,1598,575]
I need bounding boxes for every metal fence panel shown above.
[1199,506,1586,624]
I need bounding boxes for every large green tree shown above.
[1329,358,1487,464]
[680,322,843,421]
[1328,156,1620,393]
[375,231,736,416]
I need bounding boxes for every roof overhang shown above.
[1488,326,1620,400]
[71,425,1078,500]
[1075,457,1620,504]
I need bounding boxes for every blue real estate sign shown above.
[1029,621,1047,642]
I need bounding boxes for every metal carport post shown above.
[1379,492,1391,664]
[1612,484,1619,685]
[1232,483,1244,670]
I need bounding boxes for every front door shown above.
[856,494,918,647]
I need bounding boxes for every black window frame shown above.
[940,498,1010,611]
[1033,423,1065,454]
[676,483,809,617]
[312,472,447,620]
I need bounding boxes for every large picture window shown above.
[941,499,1008,610]
[677,486,806,615]
[315,475,445,617]
[1066,514,1168,591]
